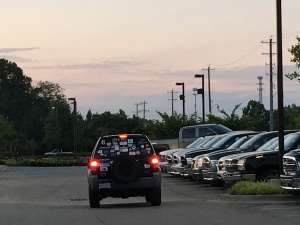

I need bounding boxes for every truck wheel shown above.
[89,187,100,208]
[150,188,161,206]
[258,170,279,182]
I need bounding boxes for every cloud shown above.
[31,60,145,70]
[0,47,39,53]
[0,55,32,62]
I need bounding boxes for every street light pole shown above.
[192,88,198,116]
[195,74,205,123]
[276,0,284,175]
[68,97,77,159]
[176,82,185,120]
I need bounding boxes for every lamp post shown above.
[276,0,284,175]
[68,97,77,159]
[52,106,58,142]
[192,88,198,116]
[194,74,205,123]
[176,82,185,120]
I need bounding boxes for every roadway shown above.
[0,166,299,225]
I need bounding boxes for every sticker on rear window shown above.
[129,152,136,155]
[114,145,119,150]
[120,148,128,152]
[112,138,117,144]
[101,140,105,145]
[128,139,133,144]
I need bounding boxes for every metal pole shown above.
[202,76,205,123]
[208,66,211,113]
[74,99,77,159]
[182,83,185,120]
[269,39,274,131]
[276,0,284,175]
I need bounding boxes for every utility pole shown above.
[167,90,177,116]
[202,65,215,113]
[257,76,264,104]
[138,101,149,124]
[262,38,276,131]
[134,102,142,117]
[276,0,284,175]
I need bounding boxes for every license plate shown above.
[99,182,111,189]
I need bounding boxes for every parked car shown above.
[158,136,206,173]
[216,131,293,184]
[163,136,216,174]
[221,131,300,186]
[201,134,276,186]
[178,123,232,148]
[281,149,300,192]
[169,134,227,176]
[44,149,74,156]
[87,134,161,208]
[185,131,257,181]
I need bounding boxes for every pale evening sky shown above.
[1,0,300,120]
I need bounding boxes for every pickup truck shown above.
[44,149,74,156]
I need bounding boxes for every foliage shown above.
[241,100,269,131]
[1,58,300,157]
[145,111,201,139]
[228,181,285,195]
[286,36,300,82]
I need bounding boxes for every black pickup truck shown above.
[281,149,300,192]
[221,131,300,186]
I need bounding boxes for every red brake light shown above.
[89,160,99,168]
[151,157,159,166]
[118,134,128,139]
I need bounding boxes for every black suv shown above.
[87,134,162,208]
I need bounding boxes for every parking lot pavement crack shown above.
[95,214,110,225]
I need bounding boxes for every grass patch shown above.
[228,180,285,195]
[1,157,87,167]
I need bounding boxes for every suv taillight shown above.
[150,156,160,172]
[89,159,100,175]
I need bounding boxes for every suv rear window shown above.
[94,134,154,158]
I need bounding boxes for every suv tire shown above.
[149,188,161,206]
[112,156,139,183]
[89,187,100,208]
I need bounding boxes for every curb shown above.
[0,165,8,172]
[221,194,300,202]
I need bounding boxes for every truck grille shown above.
[283,157,298,175]
[181,156,187,165]
[224,159,238,172]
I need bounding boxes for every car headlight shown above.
[197,157,203,167]
[237,159,246,170]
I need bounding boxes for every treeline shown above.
[1,58,300,156]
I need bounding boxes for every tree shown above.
[241,100,269,131]
[145,111,201,139]
[286,36,300,82]
[0,58,34,132]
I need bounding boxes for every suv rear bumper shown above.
[89,172,161,191]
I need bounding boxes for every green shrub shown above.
[1,157,87,167]
[228,181,285,195]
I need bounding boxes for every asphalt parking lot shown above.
[1,166,300,225]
